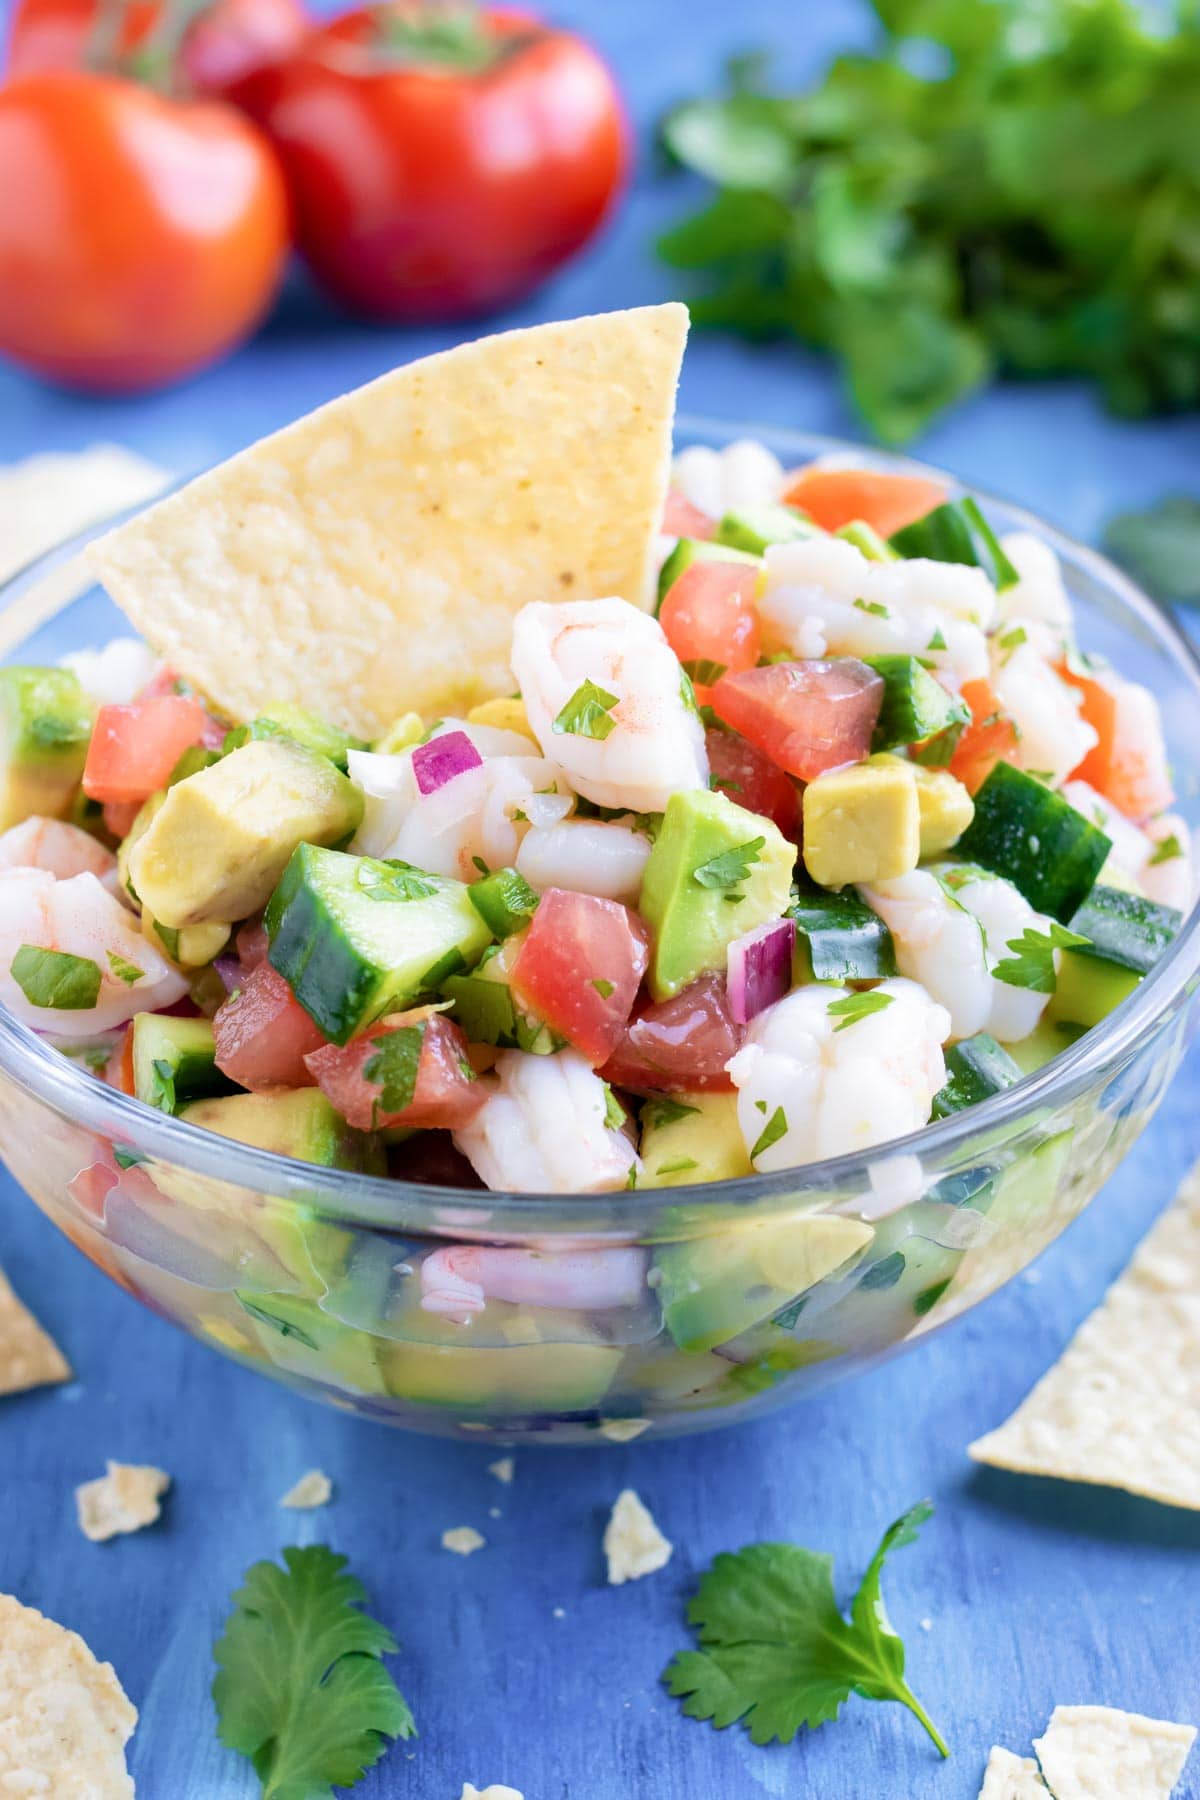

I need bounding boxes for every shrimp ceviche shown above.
[0,309,1194,1430]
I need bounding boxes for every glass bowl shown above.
[2,422,1198,1445]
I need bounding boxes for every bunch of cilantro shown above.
[658,0,1200,443]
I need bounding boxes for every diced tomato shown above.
[660,562,761,705]
[710,659,884,782]
[213,963,327,1092]
[948,677,1021,795]
[306,1008,484,1131]
[102,799,142,839]
[781,466,947,538]
[510,888,648,1066]
[662,488,715,540]
[68,1154,119,1219]
[235,915,270,972]
[104,1028,136,1095]
[705,725,799,837]
[601,974,741,1093]
[1057,661,1173,821]
[82,694,210,805]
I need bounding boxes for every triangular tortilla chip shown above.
[0,1265,70,1397]
[0,1592,136,1797]
[89,305,689,738]
[978,1746,1048,1798]
[968,1164,1200,1509]
[1033,1705,1195,1800]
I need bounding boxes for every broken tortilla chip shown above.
[1033,1705,1196,1800]
[280,1468,332,1509]
[0,1264,70,1397]
[89,305,689,738]
[969,1165,1200,1509]
[0,1592,136,1797]
[76,1461,170,1542]
[978,1746,1048,1798]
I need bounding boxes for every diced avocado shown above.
[179,1088,384,1175]
[223,703,367,772]
[788,878,896,982]
[168,745,221,786]
[955,762,1110,921]
[373,712,425,755]
[117,790,165,901]
[865,655,971,761]
[142,908,231,970]
[639,1092,752,1188]
[382,1339,622,1411]
[802,760,920,888]
[466,697,537,741]
[714,505,816,556]
[442,948,558,1054]
[639,789,795,1001]
[834,520,898,561]
[619,1340,735,1408]
[656,538,760,609]
[266,844,491,1044]
[236,1290,388,1395]
[0,665,93,830]
[469,866,540,938]
[868,754,974,856]
[654,1214,874,1353]
[130,738,363,929]
[1048,951,1140,1030]
[131,1014,233,1115]
[930,1032,1022,1118]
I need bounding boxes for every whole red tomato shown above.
[5,0,309,101]
[0,72,290,393]
[243,3,627,319]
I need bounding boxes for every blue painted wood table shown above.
[2,1,1200,1794]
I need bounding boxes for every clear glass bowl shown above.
[2,422,1199,1445]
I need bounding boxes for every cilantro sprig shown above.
[364,1025,427,1122]
[10,946,101,1010]
[692,837,764,891]
[826,989,894,1032]
[993,923,1090,993]
[213,1544,415,1799]
[553,680,620,740]
[663,1502,946,1754]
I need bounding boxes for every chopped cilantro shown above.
[750,1105,788,1161]
[853,598,889,618]
[682,657,728,687]
[692,836,764,891]
[113,1146,149,1171]
[992,922,1090,993]
[591,977,615,998]
[656,1156,700,1176]
[679,669,702,719]
[641,1096,700,1132]
[357,860,439,903]
[148,1057,177,1113]
[1149,833,1184,866]
[419,947,467,989]
[471,855,490,876]
[601,1081,626,1132]
[552,679,620,741]
[927,628,947,652]
[10,946,101,1011]
[364,1025,426,1122]
[997,625,1027,661]
[107,951,142,987]
[826,990,895,1032]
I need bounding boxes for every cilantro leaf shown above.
[663,1502,946,1753]
[107,951,143,987]
[10,946,101,1010]
[927,628,947,652]
[826,990,894,1032]
[692,837,765,890]
[591,977,615,998]
[1148,833,1184,866]
[552,680,619,741]
[641,1096,700,1133]
[992,923,1090,993]
[854,598,889,618]
[213,1544,415,1800]
[601,1081,626,1132]
[364,1025,426,1122]
[750,1105,788,1161]
[1105,498,1200,607]
[656,1156,700,1176]
[356,859,438,903]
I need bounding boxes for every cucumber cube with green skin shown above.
[1068,884,1181,975]
[223,703,367,772]
[834,520,898,561]
[955,761,1112,921]
[132,1014,234,1115]
[889,496,1018,589]
[714,504,817,556]
[266,844,492,1044]
[865,654,971,762]
[930,1032,1022,1119]
[1048,950,1141,1030]
[655,537,760,609]
[0,665,93,830]
[788,881,896,982]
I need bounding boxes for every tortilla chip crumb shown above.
[0,1265,70,1397]
[0,1591,136,1797]
[76,1461,170,1543]
[1033,1705,1196,1800]
[459,1785,524,1800]
[598,1417,651,1443]
[487,1457,514,1485]
[603,1488,672,1585]
[280,1469,332,1510]
[978,1746,1048,1798]
[442,1526,486,1556]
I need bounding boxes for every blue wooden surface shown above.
[3,2,1200,1795]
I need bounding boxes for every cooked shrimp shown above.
[366,754,572,884]
[453,1048,639,1193]
[419,1242,648,1322]
[1062,778,1153,881]
[988,625,1096,786]
[995,532,1073,633]
[0,869,188,1033]
[1142,814,1195,914]
[726,977,949,1170]
[0,817,118,887]
[946,868,1056,1043]
[516,819,651,904]
[511,598,708,813]
[671,439,785,519]
[60,637,159,706]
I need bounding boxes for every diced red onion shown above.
[213,955,242,994]
[412,729,483,795]
[726,917,795,1025]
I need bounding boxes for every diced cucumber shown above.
[714,505,816,555]
[866,655,970,762]
[834,521,898,561]
[265,845,491,1043]
[788,880,896,982]
[889,497,1018,589]
[468,866,540,938]
[223,703,367,772]
[1006,1017,1086,1075]
[930,1032,1022,1119]
[0,665,93,830]
[1048,951,1140,1030]
[131,1014,233,1115]
[656,537,760,609]
[1068,884,1181,975]
[955,762,1111,921]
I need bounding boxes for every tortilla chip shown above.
[598,1417,651,1443]
[442,1526,486,1556]
[487,1457,514,1485]
[978,1747,1048,1798]
[1033,1705,1196,1800]
[280,1468,332,1509]
[603,1488,672,1585]
[76,1461,170,1542]
[0,1265,70,1397]
[0,1592,136,1797]
[969,1165,1200,1508]
[89,306,689,738]
[0,445,167,584]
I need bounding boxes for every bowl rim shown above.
[2,415,1199,1232]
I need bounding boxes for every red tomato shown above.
[710,660,884,783]
[102,799,142,840]
[234,916,271,972]
[1057,661,1173,820]
[67,1154,118,1218]
[782,467,947,538]
[510,888,648,1066]
[242,5,627,319]
[0,73,289,393]
[659,562,761,705]
[601,975,741,1093]
[948,677,1021,795]
[6,0,308,99]
[705,725,799,838]
[306,1009,484,1131]
[82,694,210,804]
[103,1028,136,1096]
[213,964,327,1092]
[662,489,714,540]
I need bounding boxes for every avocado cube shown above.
[382,1340,622,1412]
[180,1089,383,1174]
[223,702,367,771]
[638,789,795,1001]
[639,1092,752,1188]
[0,665,93,829]
[129,738,364,928]
[869,754,974,857]
[236,1290,388,1396]
[802,761,920,888]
